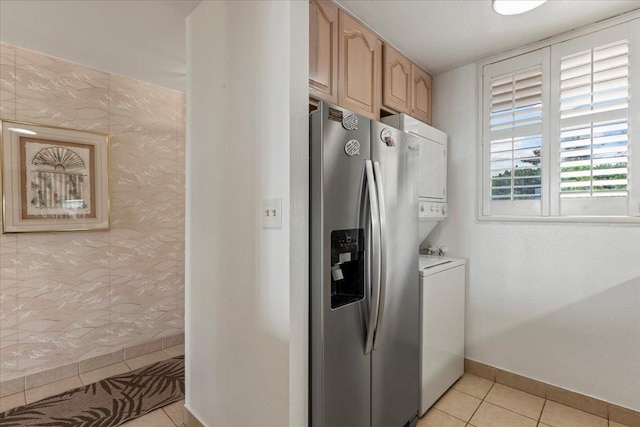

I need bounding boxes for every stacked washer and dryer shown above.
[382,115,466,416]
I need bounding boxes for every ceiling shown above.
[336,0,640,75]
[1,1,639,92]
[0,0,199,93]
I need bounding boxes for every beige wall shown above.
[0,43,185,382]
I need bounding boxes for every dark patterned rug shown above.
[0,355,184,427]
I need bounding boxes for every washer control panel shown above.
[419,201,447,219]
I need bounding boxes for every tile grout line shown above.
[469,380,497,425]
[442,377,498,425]
[536,399,548,427]
[2,333,183,397]
[453,376,550,426]
[37,350,175,404]
[431,388,467,423]
[478,382,547,423]
[466,361,632,424]
[3,350,185,417]
[0,390,26,413]
[162,405,180,427]
[79,362,132,387]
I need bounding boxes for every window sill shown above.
[477,214,640,225]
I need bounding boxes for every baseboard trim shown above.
[0,332,184,398]
[464,358,640,427]
[184,405,206,427]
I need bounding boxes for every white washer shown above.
[419,255,466,416]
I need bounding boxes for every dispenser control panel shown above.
[330,229,365,309]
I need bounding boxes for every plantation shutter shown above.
[549,22,639,216]
[482,49,548,216]
[480,18,640,221]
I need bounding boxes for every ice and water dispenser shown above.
[330,229,365,309]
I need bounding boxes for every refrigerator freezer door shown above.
[310,102,372,427]
[370,122,420,427]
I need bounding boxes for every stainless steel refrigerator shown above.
[310,101,420,427]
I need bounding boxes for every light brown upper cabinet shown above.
[382,44,411,114]
[411,64,432,124]
[309,0,338,103]
[338,10,382,120]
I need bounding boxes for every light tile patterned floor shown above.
[120,401,185,427]
[3,362,632,427]
[418,373,631,427]
[0,343,185,426]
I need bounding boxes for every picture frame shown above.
[0,120,110,233]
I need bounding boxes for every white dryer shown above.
[419,255,466,415]
[381,114,448,243]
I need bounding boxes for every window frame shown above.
[481,48,550,218]
[476,10,640,224]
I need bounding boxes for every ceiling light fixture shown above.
[7,127,37,135]
[493,0,547,16]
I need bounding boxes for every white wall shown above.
[431,63,640,411]
[186,1,308,425]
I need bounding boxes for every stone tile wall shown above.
[0,43,185,382]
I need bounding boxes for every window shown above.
[480,18,640,221]
[483,49,548,217]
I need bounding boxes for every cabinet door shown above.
[309,0,338,103]
[382,44,411,114]
[411,64,433,124]
[338,10,382,119]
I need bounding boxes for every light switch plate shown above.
[262,197,282,229]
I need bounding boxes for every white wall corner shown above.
[288,1,310,426]
[186,1,307,425]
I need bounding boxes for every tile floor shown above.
[0,344,186,426]
[418,373,631,427]
[120,400,185,427]
[2,360,633,427]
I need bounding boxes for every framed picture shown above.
[1,120,110,233]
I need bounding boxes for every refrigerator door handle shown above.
[364,159,381,355]
[372,161,387,350]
